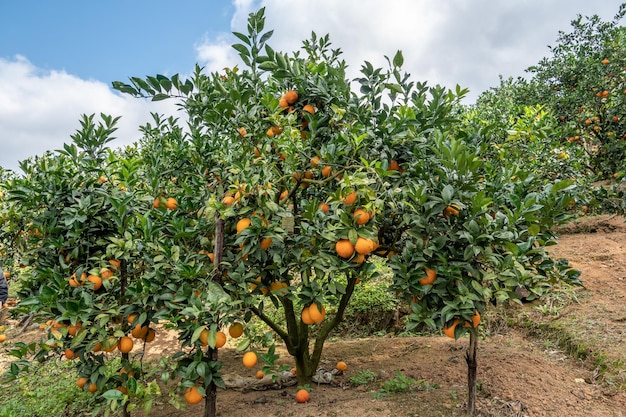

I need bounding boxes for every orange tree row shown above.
[2,8,580,416]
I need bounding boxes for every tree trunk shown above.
[203,214,225,417]
[465,330,478,415]
[203,347,218,417]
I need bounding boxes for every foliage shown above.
[349,369,377,386]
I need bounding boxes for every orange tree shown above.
[3,113,243,416]
[112,8,581,415]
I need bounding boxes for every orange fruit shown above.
[144,328,156,343]
[279,190,289,201]
[267,126,282,137]
[260,237,273,250]
[229,322,244,338]
[302,104,315,114]
[335,239,355,259]
[336,361,348,372]
[256,370,265,379]
[77,377,89,389]
[443,205,460,217]
[68,323,81,336]
[465,310,481,328]
[243,351,258,368]
[165,197,178,210]
[283,90,299,105]
[301,306,314,325]
[92,341,102,352]
[88,383,98,393]
[310,155,320,167]
[352,253,365,264]
[321,165,332,177]
[131,324,149,339]
[269,281,286,293]
[100,268,113,279]
[109,259,121,269]
[238,127,247,137]
[65,349,76,360]
[388,160,400,171]
[236,218,252,234]
[295,389,310,403]
[318,202,330,213]
[419,268,437,285]
[69,272,86,287]
[215,331,227,348]
[184,386,205,405]
[87,274,102,291]
[279,97,289,108]
[222,195,235,205]
[153,198,161,208]
[602,58,609,65]
[354,237,376,255]
[443,318,460,339]
[118,336,134,353]
[308,303,326,323]
[342,191,357,205]
[353,208,370,225]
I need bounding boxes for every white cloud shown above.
[0,56,177,172]
[194,0,619,103]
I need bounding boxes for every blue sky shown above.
[0,1,234,83]
[0,1,621,172]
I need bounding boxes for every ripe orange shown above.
[109,259,121,269]
[118,336,134,353]
[222,195,235,205]
[77,377,89,389]
[256,370,265,379]
[236,218,252,234]
[335,239,355,259]
[144,328,156,343]
[310,155,320,167]
[279,190,289,201]
[243,351,258,368]
[388,160,400,171]
[65,349,76,360]
[92,341,102,352]
[215,331,227,348]
[184,386,205,405]
[321,166,332,177]
[301,306,314,325]
[302,104,315,114]
[283,90,299,105]
[267,126,282,137]
[613,116,620,122]
[295,389,310,403]
[198,329,209,346]
[465,310,481,328]
[153,197,161,208]
[87,274,102,291]
[100,268,113,279]
[353,208,370,225]
[342,191,357,205]
[308,303,326,323]
[443,205,460,217]
[318,202,330,213]
[602,58,609,65]
[131,324,149,339]
[260,237,273,250]
[69,272,86,287]
[229,322,244,338]
[336,361,348,372]
[238,127,247,137]
[165,197,178,210]
[443,318,460,339]
[88,383,98,393]
[418,268,437,285]
[354,237,376,255]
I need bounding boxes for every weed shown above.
[349,369,377,386]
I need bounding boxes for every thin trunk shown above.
[204,347,218,417]
[203,215,225,417]
[120,261,130,417]
[465,331,478,415]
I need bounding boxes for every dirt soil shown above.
[1,215,626,417]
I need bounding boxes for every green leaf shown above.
[191,326,206,344]
[393,50,404,67]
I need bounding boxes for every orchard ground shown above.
[1,214,625,417]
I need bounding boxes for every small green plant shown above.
[349,369,377,386]
[379,370,416,393]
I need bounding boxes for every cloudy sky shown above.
[0,1,621,172]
